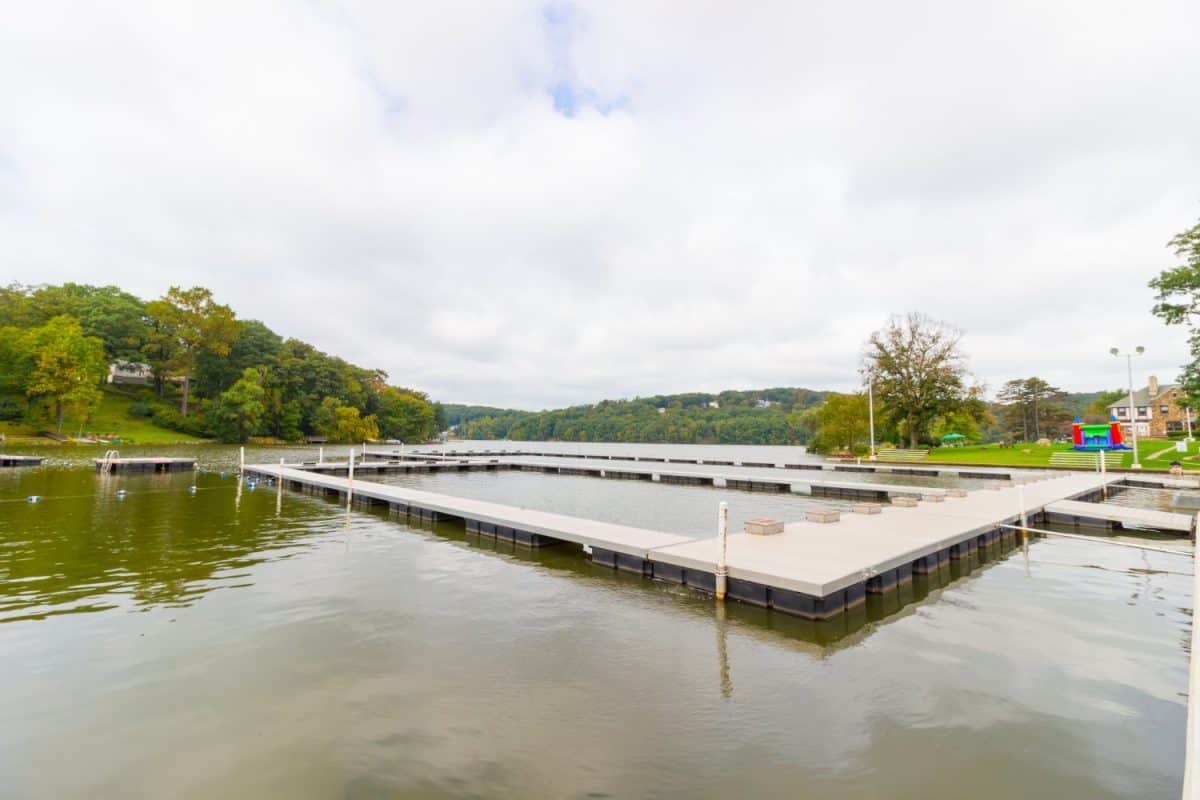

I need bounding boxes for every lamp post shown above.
[867,378,877,460]
[1110,346,1145,469]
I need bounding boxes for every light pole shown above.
[1110,346,1145,469]
[867,377,877,460]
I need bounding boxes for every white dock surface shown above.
[258,465,693,557]
[250,465,1143,601]
[650,473,1117,596]
[1043,499,1193,532]
[496,456,960,497]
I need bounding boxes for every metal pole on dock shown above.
[276,457,283,515]
[868,379,877,460]
[1018,485,1029,553]
[1184,516,1200,798]
[715,501,729,601]
[318,446,324,464]
[347,448,355,510]
[239,446,245,476]
[1101,451,1108,499]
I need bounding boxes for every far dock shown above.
[0,454,44,467]
[94,457,195,473]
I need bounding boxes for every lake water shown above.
[0,443,1191,798]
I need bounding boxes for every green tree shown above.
[1150,217,1200,403]
[996,377,1068,441]
[863,313,972,448]
[144,286,239,417]
[20,316,107,433]
[376,387,437,442]
[207,368,267,443]
[811,393,869,453]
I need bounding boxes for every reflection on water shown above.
[0,450,1191,799]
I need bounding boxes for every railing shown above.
[99,449,120,473]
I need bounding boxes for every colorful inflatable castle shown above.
[1071,419,1130,451]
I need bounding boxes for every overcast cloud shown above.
[2,1,1198,408]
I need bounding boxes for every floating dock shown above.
[398,448,1020,481]
[1042,499,1195,534]
[246,463,1170,622]
[94,457,195,473]
[0,454,44,467]
[307,456,960,501]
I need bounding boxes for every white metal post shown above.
[239,446,245,476]
[1188,405,1194,443]
[276,457,284,514]
[868,379,877,461]
[1018,485,1029,554]
[1127,355,1142,469]
[347,448,355,510]
[318,446,324,464]
[715,501,729,601]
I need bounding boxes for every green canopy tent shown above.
[940,433,967,447]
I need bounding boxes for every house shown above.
[1106,375,1193,438]
[707,400,720,409]
[107,361,154,386]
[755,398,778,409]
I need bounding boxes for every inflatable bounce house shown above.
[1071,419,1130,451]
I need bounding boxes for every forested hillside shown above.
[0,283,442,443]
[453,388,828,444]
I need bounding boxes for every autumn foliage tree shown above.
[863,313,973,448]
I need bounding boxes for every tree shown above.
[811,393,869,453]
[376,387,437,442]
[996,377,1069,441]
[1086,389,1125,417]
[1150,217,1200,402]
[863,313,972,448]
[20,316,107,433]
[207,368,266,443]
[144,287,239,417]
[313,397,380,443]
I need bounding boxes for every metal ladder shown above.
[100,449,120,473]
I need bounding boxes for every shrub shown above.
[0,396,24,421]
[128,401,152,418]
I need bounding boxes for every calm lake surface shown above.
[0,443,1191,798]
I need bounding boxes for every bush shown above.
[0,396,24,421]
[128,401,152,418]
[150,404,210,438]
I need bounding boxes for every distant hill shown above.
[451,387,829,445]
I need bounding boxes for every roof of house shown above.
[1108,383,1180,407]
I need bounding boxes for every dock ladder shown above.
[100,449,120,473]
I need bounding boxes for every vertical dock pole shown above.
[347,448,355,510]
[318,446,324,464]
[1184,516,1200,797]
[276,457,284,515]
[1018,484,1029,552]
[715,501,729,601]
[1100,451,1108,499]
[239,446,245,477]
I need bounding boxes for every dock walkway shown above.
[0,454,44,467]
[247,463,1143,621]
[1042,499,1195,533]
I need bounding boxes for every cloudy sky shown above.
[2,2,1198,409]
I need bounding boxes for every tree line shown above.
[0,283,444,443]
[454,389,828,445]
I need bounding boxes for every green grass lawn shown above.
[0,388,210,446]
[920,439,1200,472]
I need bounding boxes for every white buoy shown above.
[27,495,40,504]
[715,501,729,601]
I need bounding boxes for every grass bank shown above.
[0,388,211,446]
[919,439,1200,472]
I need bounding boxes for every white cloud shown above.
[1,0,1197,408]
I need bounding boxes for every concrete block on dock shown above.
[921,493,944,503]
[805,509,841,524]
[946,489,968,498]
[852,502,882,514]
[892,496,919,507]
[745,517,784,535]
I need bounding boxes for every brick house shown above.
[1107,375,1194,438]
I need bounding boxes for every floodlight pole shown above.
[1111,347,1145,469]
[867,377,877,461]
